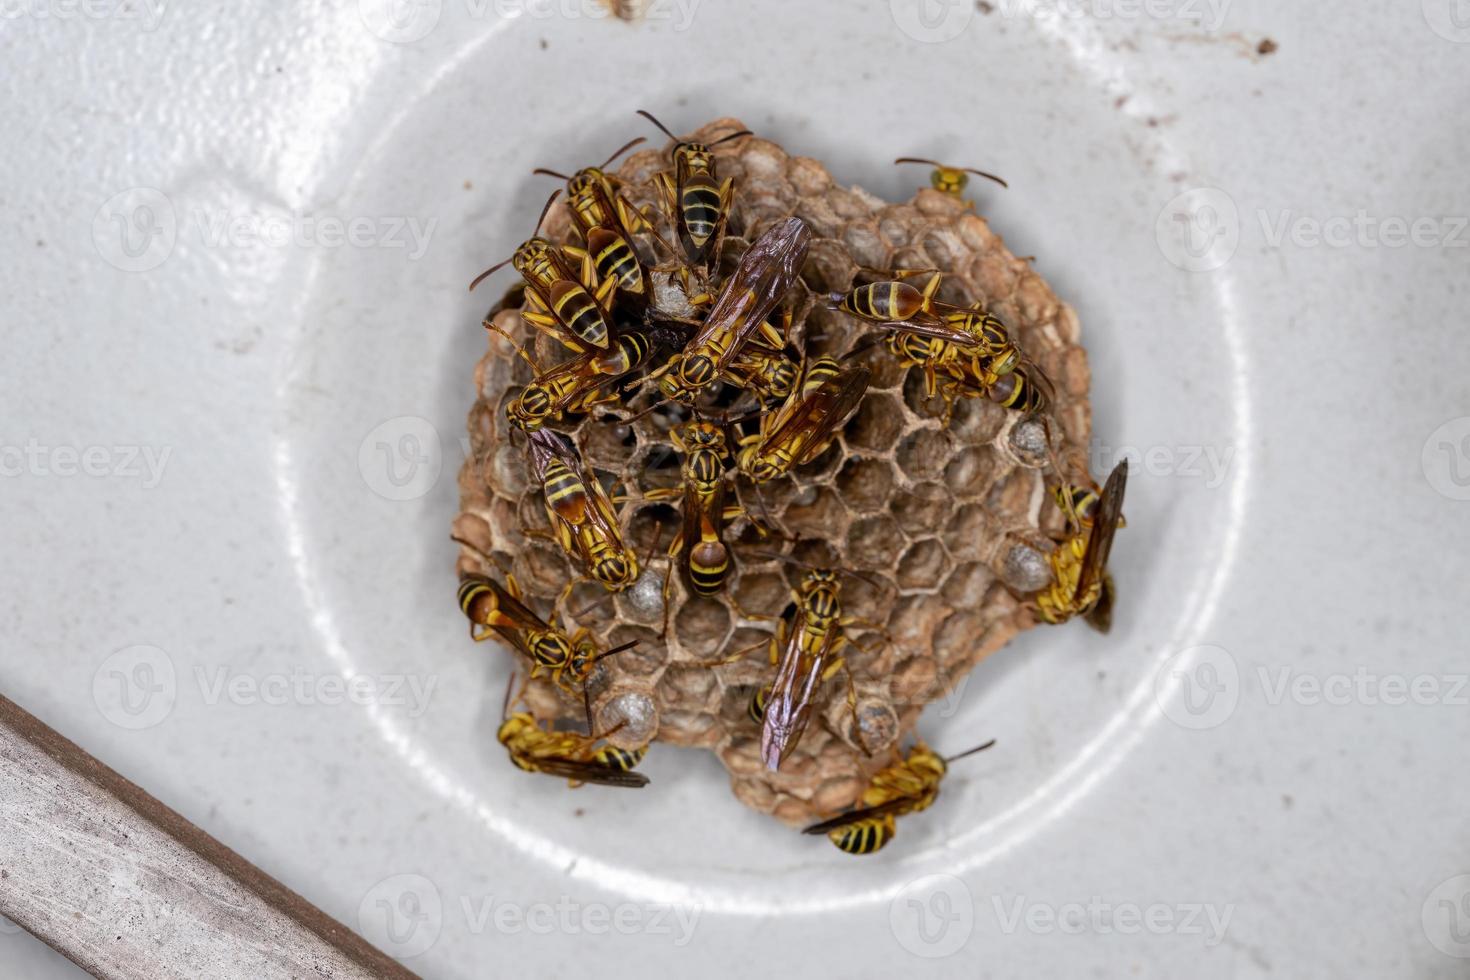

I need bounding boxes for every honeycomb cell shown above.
[935,608,989,663]
[944,446,994,498]
[896,538,951,592]
[892,482,953,536]
[674,598,733,658]
[731,571,789,619]
[1006,415,1053,469]
[837,457,897,514]
[846,514,905,571]
[518,542,570,595]
[1002,542,1053,593]
[845,392,905,452]
[595,691,658,749]
[780,485,848,538]
[897,428,953,482]
[941,562,993,610]
[605,624,664,677]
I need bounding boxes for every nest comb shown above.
[452,119,1094,827]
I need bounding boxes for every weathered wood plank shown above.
[0,694,417,980]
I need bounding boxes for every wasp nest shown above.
[453,119,1092,827]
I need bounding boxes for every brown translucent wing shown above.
[1084,573,1117,634]
[1074,460,1128,608]
[525,428,579,482]
[876,310,984,348]
[525,756,650,788]
[475,576,551,633]
[802,795,922,835]
[760,365,872,466]
[760,611,837,770]
[687,218,811,366]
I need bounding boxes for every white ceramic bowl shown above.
[5,1,1469,976]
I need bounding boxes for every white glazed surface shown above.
[3,1,1468,977]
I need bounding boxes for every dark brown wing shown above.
[1074,460,1128,608]
[760,610,837,770]
[525,756,650,788]
[759,365,871,466]
[876,310,985,347]
[802,795,923,835]
[525,428,579,482]
[475,576,551,633]
[688,218,811,369]
[1084,573,1117,634]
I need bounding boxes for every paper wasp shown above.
[497,674,650,789]
[469,193,618,353]
[533,136,650,241]
[487,321,651,433]
[737,356,870,483]
[458,575,638,699]
[1032,459,1127,631]
[534,138,657,303]
[652,217,810,404]
[527,429,640,591]
[639,419,749,598]
[895,157,1008,201]
[728,559,889,771]
[802,739,995,854]
[832,271,997,351]
[637,110,751,270]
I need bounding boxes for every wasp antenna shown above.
[711,129,754,147]
[894,156,942,168]
[468,256,513,292]
[635,109,680,143]
[501,672,521,722]
[964,167,1009,189]
[532,167,572,181]
[600,136,647,168]
[535,189,562,231]
[943,739,997,765]
[843,335,885,362]
[592,639,640,664]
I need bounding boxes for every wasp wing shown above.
[801,796,923,836]
[1073,460,1128,609]
[760,609,838,770]
[758,364,871,467]
[524,756,650,788]
[686,218,811,370]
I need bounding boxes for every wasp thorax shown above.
[675,142,714,173]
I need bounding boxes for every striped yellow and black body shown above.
[533,135,650,243]
[527,430,640,592]
[1032,460,1127,632]
[586,226,646,299]
[638,112,748,269]
[497,712,650,789]
[492,322,650,432]
[737,358,870,483]
[747,684,770,726]
[832,271,992,354]
[643,421,749,598]
[653,218,810,404]
[724,344,799,405]
[756,568,886,770]
[802,742,956,855]
[507,237,618,354]
[457,574,599,691]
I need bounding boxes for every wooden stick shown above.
[0,693,417,980]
